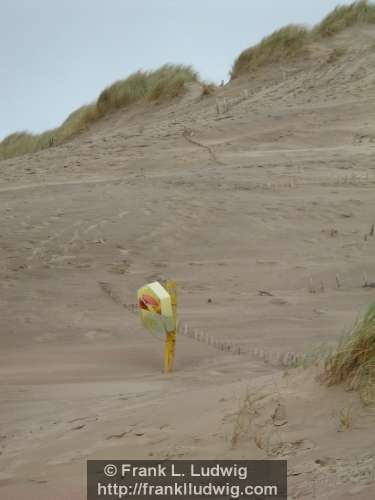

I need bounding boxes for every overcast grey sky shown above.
[1,0,353,140]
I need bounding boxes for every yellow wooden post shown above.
[163,280,177,374]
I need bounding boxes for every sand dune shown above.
[1,22,375,500]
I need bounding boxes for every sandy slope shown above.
[1,24,375,499]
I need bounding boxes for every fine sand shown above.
[1,24,375,499]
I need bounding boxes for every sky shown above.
[0,0,354,140]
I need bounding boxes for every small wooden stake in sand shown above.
[336,274,341,289]
[137,280,177,374]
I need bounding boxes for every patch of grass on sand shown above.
[314,0,375,38]
[231,390,267,447]
[97,64,197,113]
[0,64,198,161]
[0,103,101,160]
[231,1,375,78]
[322,303,375,405]
[231,25,309,79]
[337,405,355,431]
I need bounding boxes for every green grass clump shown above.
[96,71,149,113]
[231,24,309,78]
[146,64,198,100]
[0,103,100,160]
[314,0,375,37]
[231,1,375,78]
[93,64,198,115]
[0,64,198,161]
[322,303,375,405]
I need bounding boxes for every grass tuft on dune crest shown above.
[96,65,198,113]
[0,64,198,161]
[231,0,375,78]
[231,25,309,79]
[314,0,375,37]
[322,303,375,405]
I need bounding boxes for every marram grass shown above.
[314,0,375,37]
[231,25,309,79]
[0,64,198,161]
[322,303,375,405]
[3,2,375,159]
[231,0,375,78]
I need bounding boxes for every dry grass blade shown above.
[231,390,267,448]
[337,405,355,431]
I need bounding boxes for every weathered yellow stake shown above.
[163,280,177,374]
